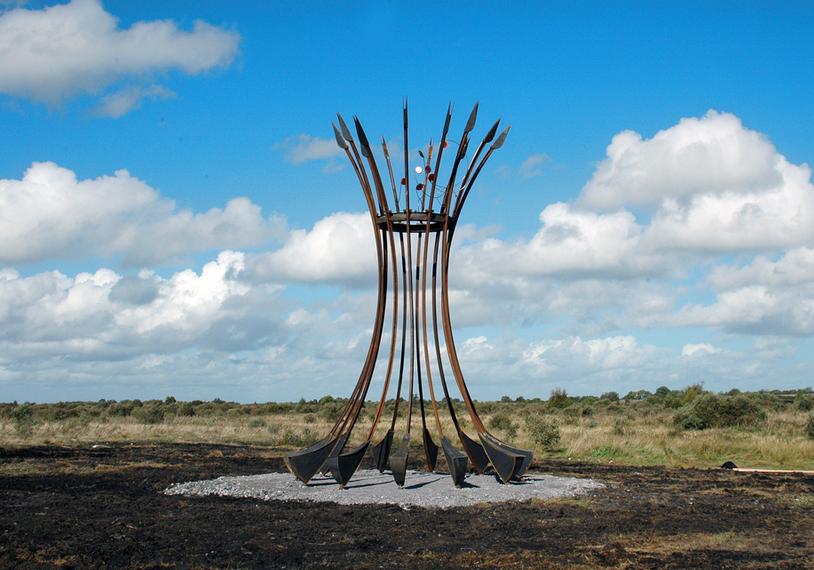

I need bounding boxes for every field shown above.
[2,387,814,568]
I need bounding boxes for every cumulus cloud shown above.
[578,110,814,254]
[0,252,272,358]
[707,247,814,289]
[581,111,782,209]
[523,335,654,374]
[672,248,814,336]
[0,0,239,111]
[0,162,284,265]
[454,203,665,281]
[247,212,376,285]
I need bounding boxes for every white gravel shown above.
[164,469,603,509]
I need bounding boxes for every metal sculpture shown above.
[285,102,532,488]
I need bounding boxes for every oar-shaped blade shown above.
[478,433,525,484]
[422,428,439,472]
[480,432,533,479]
[319,432,350,476]
[458,429,490,474]
[441,436,468,487]
[284,434,343,484]
[370,429,394,472]
[334,442,370,488]
[389,434,410,487]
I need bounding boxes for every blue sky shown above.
[1,0,814,402]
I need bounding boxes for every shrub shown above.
[796,395,814,412]
[487,413,517,439]
[525,413,561,451]
[806,415,814,440]
[601,391,620,402]
[279,427,318,448]
[548,388,569,409]
[320,402,343,422]
[674,393,766,431]
[132,404,165,424]
[248,418,266,428]
[613,417,630,436]
[11,404,36,437]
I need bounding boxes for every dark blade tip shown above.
[492,126,511,149]
[484,119,501,143]
[464,102,479,132]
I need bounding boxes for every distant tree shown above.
[600,391,620,402]
[548,388,569,409]
[655,386,671,398]
[500,395,512,403]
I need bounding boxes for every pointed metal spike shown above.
[464,102,479,133]
[332,123,348,150]
[443,105,452,133]
[483,119,500,143]
[353,116,372,158]
[336,113,353,142]
[492,126,511,149]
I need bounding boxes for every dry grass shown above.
[3,402,812,470]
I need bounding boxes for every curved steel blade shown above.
[335,441,370,488]
[422,427,439,472]
[441,436,468,487]
[478,432,524,483]
[284,434,343,484]
[370,429,394,473]
[480,432,533,479]
[389,434,410,487]
[458,429,490,474]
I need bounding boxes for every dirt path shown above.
[1,443,812,568]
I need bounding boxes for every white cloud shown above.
[681,343,721,357]
[276,134,344,165]
[0,0,239,110]
[0,162,284,265]
[708,247,814,289]
[247,212,376,285]
[579,110,814,255]
[581,111,782,210]
[523,335,653,374]
[676,285,814,336]
[92,84,175,118]
[455,202,665,280]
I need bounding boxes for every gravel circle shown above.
[164,469,603,509]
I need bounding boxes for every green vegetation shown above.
[1,385,813,469]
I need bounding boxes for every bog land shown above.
[1,386,813,568]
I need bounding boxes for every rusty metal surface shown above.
[285,102,532,488]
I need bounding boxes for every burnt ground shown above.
[1,443,813,569]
